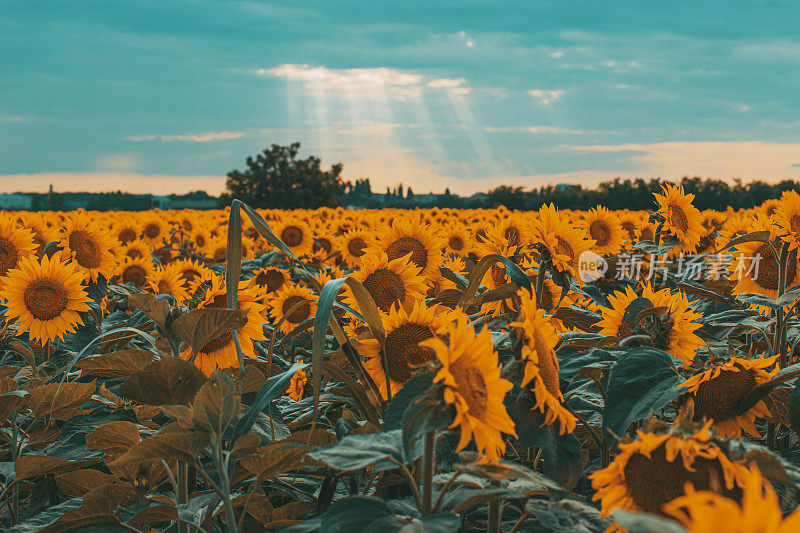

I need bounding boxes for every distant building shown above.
[152,194,218,210]
[0,193,33,210]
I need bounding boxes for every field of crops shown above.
[2,183,800,532]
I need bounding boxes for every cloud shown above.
[0,173,227,195]
[427,78,466,88]
[93,154,137,173]
[0,114,26,122]
[126,131,245,142]
[264,64,423,93]
[485,126,589,135]
[528,89,564,104]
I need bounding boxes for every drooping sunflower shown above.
[0,215,37,285]
[116,256,155,289]
[590,418,747,523]
[268,284,318,335]
[596,283,704,367]
[286,368,308,401]
[337,228,370,267]
[147,264,189,304]
[374,216,445,280]
[584,206,624,256]
[509,288,576,434]
[772,189,800,250]
[182,275,267,376]
[664,465,800,533]
[421,312,516,463]
[344,252,427,313]
[0,252,92,344]
[654,183,705,250]
[273,218,314,257]
[59,212,117,283]
[359,302,449,399]
[531,203,595,282]
[680,354,778,438]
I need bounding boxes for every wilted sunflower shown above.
[268,284,318,335]
[59,212,117,283]
[0,252,92,344]
[182,275,267,375]
[345,252,427,313]
[590,418,747,523]
[596,283,704,367]
[664,465,800,533]
[374,216,444,280]
[680,355,778,438]
[532,203,595,281]
[147,264,189,304]
[116,256,155,289]
[274,218,314,257]
[655,183,705,250]
[584,206,624,256]
[509,289,576,434]
[422,313,516,463]
[360,302,449,399]
[286,368,308,401]
[0,215,37,285]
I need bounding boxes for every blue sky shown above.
[2,1,800,194]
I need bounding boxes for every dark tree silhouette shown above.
[220,142,345,208]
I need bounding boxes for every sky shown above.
[2,1,800,195]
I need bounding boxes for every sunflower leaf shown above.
[633,239,681,256]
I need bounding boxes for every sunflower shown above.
[664,465,800,533]
[286,368,308,401]
[596,283,704,367]
[441,223,473,257]
[421,312,516,463]
[268,284,318,335]
[680,355,778,438]
[147,264,189,304]
[171,258,213,291]
[191,227,209,251]
[590,418,747,523]
[374,216,445,280]
[140,216,167,247]
[113,218,140,245]
[273,218,314,257]
[20,216,54,257]
[249,266,291,300]
[509,289,576,434]
[116,256,155,289]
[182,274,267,376]
[0,252,92,344]
[337,228,371,267]
[118,240,151,261]
[584,206,624,256]
[654,183,705,250]
[0,215,37,285]
[772,189,800,250]
[728,232,799,310]
[531,204,595,282]
[59,212,117,283]
[344,252,427,313]
[359,302,449,399]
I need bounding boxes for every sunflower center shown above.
[622,221,636,239]
[180,268,200,282]
[490,264,507,288]
[538,284,554,312]
[668,204,689,233]
[23,278,69,320]
[195,234,206,248]
[212,247,226,263]
[281,226,304,247]
[199,294,237,353]
[640,227,654,241]
[448,235,465,251]
[623,445,740,516]
[692,368,756,422]
[347,237,367,257]
[314,237,333,254]
[182,219,193,232]
[362,268,406,312]
[157,280,171,294]
[282,295,310,324]
[0,236,19,276]
[118,228,137,244]
[255,269,285,293]
[68,230,102,269]
[554,236,575,264]
[450,359,488,418]
[386,236,428,269]
[589,220,611,247]
[144,223,161,239]
[383,323,435,383]
[752,244,797,291]
[126,248,143,259]
[504,226,521,244]
[122,265,148,287]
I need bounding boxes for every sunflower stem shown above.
[487,493,502,533]
[177,460,189,533]
[422,431,435,516]
[775,242,789,367]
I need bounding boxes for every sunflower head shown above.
[147,264,190,305]
[0,215,37,284]
[268,284,318,335]
[584,206,624,256]
[375,216,445,280]
[345,251,427,313]
[287,368,308,401]
[654,183,705,249]
[59,212,117,283]
[116,256,155,289]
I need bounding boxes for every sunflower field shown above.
[2,184,800,532]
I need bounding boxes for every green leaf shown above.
[384,373,435,431]
[457,254,531,308]
[736,292,783,310]
[633,239,681,256]
[612,510,687,533]
[401,385,452,460]
[308,429,405,471]
[603,348,683,441]
[320,496,404,533]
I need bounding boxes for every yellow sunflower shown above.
[286,368,308,401]
[171,258,213,291]
[374,216,445,280]
[59,212,117,283]
[0,252,92,344]
[249,266,291,301]
[654,183,705,250]
[772,189,800,250]
[147,264,189,305]
[273,218,314,257]
[680,355,778,438]
[140,216,168,247]
[664,465,800,533]
[584,206,624,256]
[421,312,516,463]
[116,256,155,289]
[509,288,576,434]
[596,283,704,367]
[0,215,37,285]
[590,419,747,523]
[359,302,449,399]
[337,228,371,267]
[441,223,473,257]
[113,217,140,245]
[344,252,427,313]
[728,233,799,310]
[268,284,318,335]
[182,274,267,375]
[531,203,595,282]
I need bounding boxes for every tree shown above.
[220,142,346,208]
